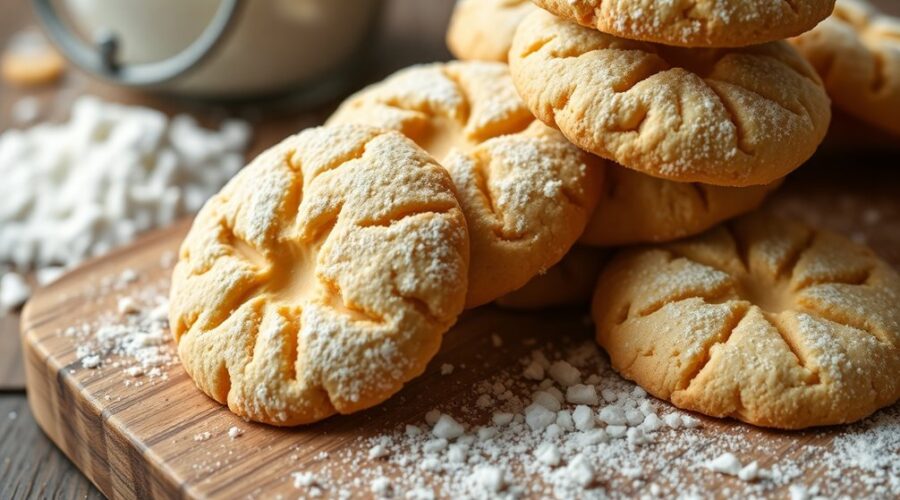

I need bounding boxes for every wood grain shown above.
[20,164,900,499]
[0,396,102,500]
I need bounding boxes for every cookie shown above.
[532,0,835,48]
[328,61,604,308]
[592,212,900,429]
[509,10,832,187]
[581,164,782,246]
[1,30,65,86]
[791,0,900,136]
[446,0,537,62]
[169,125,469,426]
[495,246,606,309]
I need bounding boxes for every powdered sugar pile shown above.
[284,337,899,499]
[0,95,251,315]
[65,262,177,391]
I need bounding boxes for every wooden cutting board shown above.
[20,165,900,499]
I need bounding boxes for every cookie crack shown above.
[319,275,386,325]
[611,59,669,94]
[634,282,733,319]
[781,0,799,16]
[437,67,472,128]
[705,82,755,156]
[665,246,736,278]
[519,34,557,59]
[208,282,266,334]
[723,223,750,273]
[801,306,890,346]
[391,286,442,326]
[469,150,532,242]
[706,76,803,118]
[357,202,458,228]
[306,135,378,183]
[237,298,266,377]
[690,183,709,212]
[550,84,576,125]
[779,229,816,281]
[677,304,750,392]
[276,306,302,382]
[765,312,821,385]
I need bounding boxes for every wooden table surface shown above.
[1,1,898,499]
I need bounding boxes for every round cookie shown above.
[495,246,606,309]
[509,10,832,187]
[328,61,604,308]
[446,0,537,62]
[169,125,470,426]
[581,164,783,247]
[791,0,900,136]
[532,0,836,48]
[1,30,65,86]
[592,212,900,429]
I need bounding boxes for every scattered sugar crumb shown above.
[193,431,212,442]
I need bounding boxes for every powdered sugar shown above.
[66,268,176,389]
[280,336,899,498]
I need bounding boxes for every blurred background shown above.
[0,1,898,498]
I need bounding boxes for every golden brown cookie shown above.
[1,30,65,86]
[791,0,900,136]
[592,212,900,429]
[533,0,835,48]
[446,0,537,62]
[509,10,832,187]
[328,61,604,308]
[169,125,469,426]
[495,246,606,309]
[581,164,782,246]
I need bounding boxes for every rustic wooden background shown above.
[1,0,899,498]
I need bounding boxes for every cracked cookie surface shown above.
[169,125,469,426]
[509,10,831,186]
[446,0,537,62]
[328,61,604,307]
[533,0,835,48]
[791,0,900,136]
[581,164,782,246]
[592,212,900,429]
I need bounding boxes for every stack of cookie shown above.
[166,1,899,431]
[791,0,900,140]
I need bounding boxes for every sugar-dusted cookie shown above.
[592,212,900,429]
[446,0,537,62]
[169,125,469,426]
[509,10,832,187]
[495,246,606,309]
[328,61,604,308]
[1,30,65,86]
[532,0,835,48]
[581,164,782,246]
[791,0,900,136]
